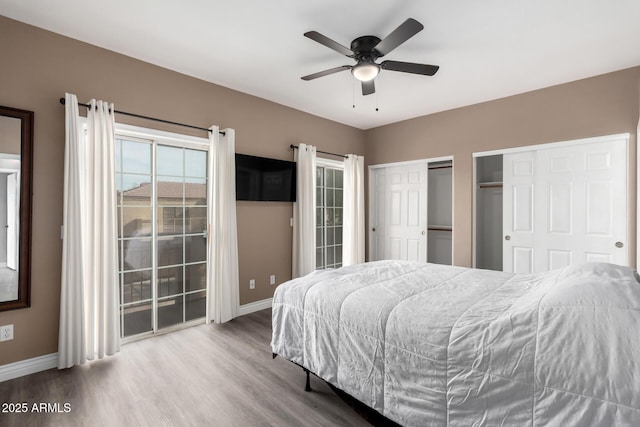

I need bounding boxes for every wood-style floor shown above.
[0,309,372,426]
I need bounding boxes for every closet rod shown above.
[428,226,453,232]
[59,97,225,135]
[290,144,347,159]
[478,182,503,189]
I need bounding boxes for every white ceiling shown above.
[2,0,640,130]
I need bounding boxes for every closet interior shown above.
[427,160,452,265]
[475,155,503,271]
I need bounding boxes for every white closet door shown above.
[503,151,536,273]
[503,137,627,273]
[536,139,627,269]
[369,164,427,262]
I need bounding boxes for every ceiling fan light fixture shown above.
[351,62,380,81]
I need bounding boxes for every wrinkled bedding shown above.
[271,260,640,426]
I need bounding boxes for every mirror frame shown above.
[0,105,33,311]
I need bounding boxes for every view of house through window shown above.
[116,134,208,338]
[316,162,343,269]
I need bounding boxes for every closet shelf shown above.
[478,181,503,188]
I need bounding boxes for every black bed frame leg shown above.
[303,368,312,392]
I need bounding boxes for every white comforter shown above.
[271,261,640,426]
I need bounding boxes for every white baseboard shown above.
[0,352,58,383]
[237,298,272,317]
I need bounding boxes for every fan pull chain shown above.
[352,79,356,109]
[375,76,380,111]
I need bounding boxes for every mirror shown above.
[0,105,33,311]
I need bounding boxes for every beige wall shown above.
[365,67,640,267]
[1,15,638,368]
[0,16,365,365]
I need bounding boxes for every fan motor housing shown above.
[350,36,382,59]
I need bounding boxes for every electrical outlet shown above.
[270,275,276,285]
[249,279,256,290]
[0,324,14,342]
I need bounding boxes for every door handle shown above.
[615,241,624,248]
[421,231,425,236]
[505,235,511,241]
[372,227,376,232]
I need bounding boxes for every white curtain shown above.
[292,143,317,278]
[59,93,119,369]
[343,154,365,266]
[207,126,239,324]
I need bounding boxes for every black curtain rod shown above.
[59,98,225,135]
[289,144,347,159]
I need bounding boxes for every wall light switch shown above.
[249,279,256,290]
[269,275,276,285]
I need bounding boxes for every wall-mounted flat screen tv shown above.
[235,153,297,202]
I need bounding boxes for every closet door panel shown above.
[549,182,573,234]
[369,164,428,262]
[536,138,627,271]
[548,249,572,270]
[483,134,627,274]
[513,246,534,274]
[585,181,612,235]
[512,184,534,232]
[503,151,536,273]
[407,239,421,262]
[585,252,613,263]
[536,147,577,271]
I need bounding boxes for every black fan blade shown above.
[304,31,354,57]
[380,60,439,76]
[301,65,352,81]
[362,79,375,96]
[374,18,424,56]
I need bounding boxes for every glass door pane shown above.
[117,136,208,339]
[117,138,153,337]
[315,165,344,270]
[155,144,207,331]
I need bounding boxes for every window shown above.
[316,160,343,269]
[115,126,209,339]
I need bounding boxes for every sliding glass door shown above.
[116,133,208,339]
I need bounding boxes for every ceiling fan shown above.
[301,18,439,96]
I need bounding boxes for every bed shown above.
[271,260,640,426]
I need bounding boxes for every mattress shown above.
[271,260,640,426]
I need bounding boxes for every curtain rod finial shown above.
[59,97,66,105]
